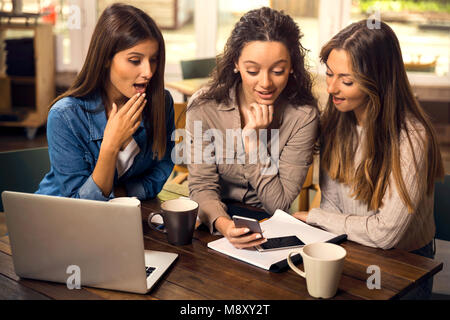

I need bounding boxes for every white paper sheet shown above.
[207,209,339,270]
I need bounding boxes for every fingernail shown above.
[142,93,146,98]
[255,234,261,239]
[244,228,250,233]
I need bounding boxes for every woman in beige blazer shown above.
[185,7,319,248]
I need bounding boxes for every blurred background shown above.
[1,0,447,166]
[0,0,449,298]
[0,1,448,97]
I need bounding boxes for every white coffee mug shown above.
[108,197,141,207]
[287,242,346,299]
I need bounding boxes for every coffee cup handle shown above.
[287,249,306,278]
[148,211,166,233]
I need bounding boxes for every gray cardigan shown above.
[307,122,435,251]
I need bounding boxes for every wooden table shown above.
[166,78,210,97]
[0,198,443,301]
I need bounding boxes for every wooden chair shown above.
[171,102,188,184]
[0,147,50,211]
[296,163,321,212]
[293,162,321,211]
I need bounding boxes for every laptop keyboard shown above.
[146,266,156,277]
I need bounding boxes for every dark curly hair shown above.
[200,6,317,108]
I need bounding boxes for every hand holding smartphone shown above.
[232,215,263,234]
[232,216,305,252]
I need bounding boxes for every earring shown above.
[290,69,294,74]
[233,68,239,74]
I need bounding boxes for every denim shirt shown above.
[36,90,175,201]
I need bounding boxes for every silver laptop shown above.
[1,191,178,294]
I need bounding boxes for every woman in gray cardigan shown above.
[293,20,444,299]
[185,7,319,248]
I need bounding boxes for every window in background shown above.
[217,0,320,71]
[51,0,79,71]
[97,0,196,71]
[271,0,320,71]
[351,0,450,77]
[217,0,270,54]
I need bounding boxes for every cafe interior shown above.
[0,0,449,301]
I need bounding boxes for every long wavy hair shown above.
[200,7,316,108]
[50,3,167,159]
[319,20,444,212]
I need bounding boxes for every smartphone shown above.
[255,235,305,252]
[232,215,263,234]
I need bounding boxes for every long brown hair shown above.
[50,3,167,159]
[319,20,444,212]
[200,7,316,108]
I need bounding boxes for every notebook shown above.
[2,191,178,294]
[207,209,347,272]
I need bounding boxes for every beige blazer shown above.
[185,86,319,232]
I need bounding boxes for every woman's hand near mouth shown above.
[242,103,274,154]
[92,92,147,197]
[103,92,147,152]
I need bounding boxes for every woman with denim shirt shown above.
[36,4,174,201]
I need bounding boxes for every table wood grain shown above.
[0,198,443,300]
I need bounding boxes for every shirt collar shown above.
[217,83,239,111]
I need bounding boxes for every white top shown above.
[116,138,140,178]
[307,119,435,251]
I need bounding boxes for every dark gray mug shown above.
[148,198,198,246]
